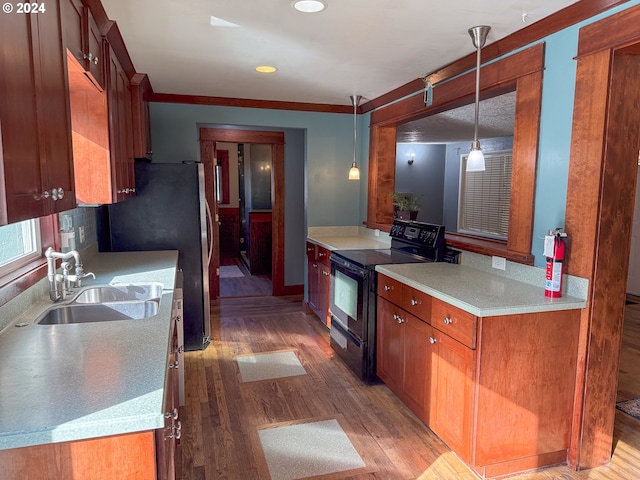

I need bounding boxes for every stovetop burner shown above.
[331,219,447,268]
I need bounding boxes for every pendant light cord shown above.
[473,41,481,143]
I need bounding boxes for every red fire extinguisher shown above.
[545,229,566,298]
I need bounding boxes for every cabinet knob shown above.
[322,271,329,276]
[410,299,419,306]
[443,317,452,325]
[384,285,392,291]
[166,421,182,440]
[394,314,404,324]
[318,252,326,257]
[429,337,437,344]
[169,361,179,369]
[84,52,99,65]
[165,407,178,420]
[40,190,51,200]
[178,345,184,354]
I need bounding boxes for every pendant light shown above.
[348,95,362,180]
[466,25,490,172]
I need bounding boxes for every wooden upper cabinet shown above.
[61,0,105,90]
[0,3,75,225]
[130,73,153,159]
[107,42,135,202]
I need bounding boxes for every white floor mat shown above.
[236,351,307,382]
[258,419,366,480]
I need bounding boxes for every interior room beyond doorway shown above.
[217,142,273,298]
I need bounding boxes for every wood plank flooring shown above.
[176,297,640,480]
[219,256,272,297]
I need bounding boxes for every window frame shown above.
[0,215,58,307]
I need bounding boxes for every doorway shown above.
[199,128,285,300]
[216,142,273,297]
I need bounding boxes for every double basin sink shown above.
[36,283,163,325]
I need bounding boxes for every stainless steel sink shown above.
[73,283,163,304]
[36,301,159,325]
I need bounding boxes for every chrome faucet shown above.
[45,248,95,302]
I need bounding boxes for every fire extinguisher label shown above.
[545,261,562,292]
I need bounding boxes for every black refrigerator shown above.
[99,162,211,350]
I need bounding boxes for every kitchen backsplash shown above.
[58,207,98,252]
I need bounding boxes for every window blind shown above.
[459,151,512,240]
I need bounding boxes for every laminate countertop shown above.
[0,250,179,451]
[307,235,390,251]
[376,262,586,317]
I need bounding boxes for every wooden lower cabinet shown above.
[306,241,331,327]
[376,297,431,422]
[376,276,582,478]
[428,327,475,462]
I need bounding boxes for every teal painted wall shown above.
[149,103,369,286]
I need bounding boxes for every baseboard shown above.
[273,284,304,296]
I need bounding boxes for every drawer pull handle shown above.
[165,408,178,420]
[410,299,419,306]
[393,314,404,324]
[429,337,437,344]
[443,317,452,325]
[384,285,392,291]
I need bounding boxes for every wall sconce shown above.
[408,153,415,165]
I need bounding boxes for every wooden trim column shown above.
[565,4,640,468]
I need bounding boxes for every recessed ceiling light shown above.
[292,0,327,13]
[256,66,277,73]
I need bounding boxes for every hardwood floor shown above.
[219,255,272,297]
[176,297,640,479]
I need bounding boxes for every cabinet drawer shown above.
[377,273,403,305]
[402,286,432,323]
[317,246,331,266]
[431,298,477,348]
[306,241,317,259]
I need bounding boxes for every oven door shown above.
[330,255,367,341]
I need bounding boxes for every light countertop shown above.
[0,250,178,451]
[307,226,391,251]
[376,262,586,317]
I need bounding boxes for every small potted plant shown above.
[389,192,422,220]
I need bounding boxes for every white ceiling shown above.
[101,0,578,107]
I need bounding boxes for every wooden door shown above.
[376,297,403,394]
[402,313,431,423]
[429,329,475,463]
[628,164,640,295]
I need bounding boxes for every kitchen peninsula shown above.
[375,261,586,478]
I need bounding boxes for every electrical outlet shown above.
[79,226,85,244]
[492,256,506,270]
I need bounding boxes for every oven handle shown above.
[330,257,367,278]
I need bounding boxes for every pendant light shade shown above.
[466,25,490,172]
[348,95,362,180]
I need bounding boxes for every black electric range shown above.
[328,220,458,383]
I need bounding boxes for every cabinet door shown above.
[376,297,404,394]
[107,44,135,202]
[402,313,431,423]
[307,257,319,313]
[429,329,475,463]
[156,319,179,480]
[318,262,331,327]
[0,3,74,224]
[130,73,153,159]
[84,8,105,89]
